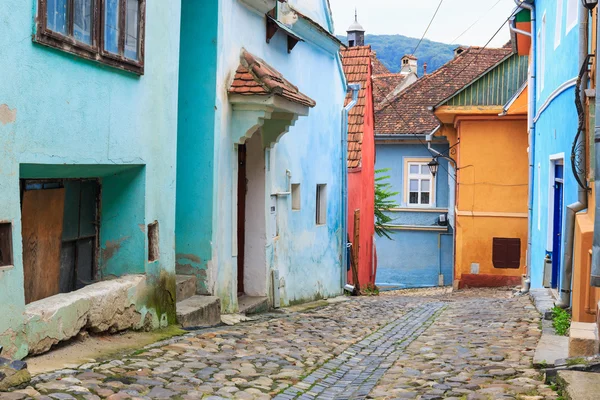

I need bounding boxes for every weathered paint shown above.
[0,0,181,358]
[177,0,346,312]
[347,57,376,289]
[374,140,454,288]
[530,0,581,293]
[451,118,529,286]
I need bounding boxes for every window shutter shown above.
[492,238,521,269]
[492,238,507,269]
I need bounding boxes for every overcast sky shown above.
[329,0,517,48]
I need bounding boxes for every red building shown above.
[341,41,376,290]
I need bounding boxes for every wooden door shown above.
[237,144,247,295]
[22,188,65,304]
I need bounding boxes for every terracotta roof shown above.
[341,45,373,169]
[403,54,418,60]
[373,73,408,109]
[375,47,513,135]
[229,49,316,108]
[371,52,390,75]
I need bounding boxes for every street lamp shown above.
[582,0,598,10]
[428,158,440,177]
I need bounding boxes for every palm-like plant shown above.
[375,168,399,239]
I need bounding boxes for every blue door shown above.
[551,164,564,289]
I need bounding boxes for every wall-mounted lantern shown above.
[428,158,440,177]
[582,0,598,11]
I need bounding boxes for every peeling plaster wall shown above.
[208,0,346,311]
[0,0,181,358]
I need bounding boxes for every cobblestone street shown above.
[1,288,557,400]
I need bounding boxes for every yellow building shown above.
[433,51,530,289]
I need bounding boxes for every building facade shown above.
[177,0,347,312]
[0,0,181,358]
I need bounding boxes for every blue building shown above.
[0,0,181,358]
[514,0,586,299]
[177,0,348,312]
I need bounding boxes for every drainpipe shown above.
[512,0,535,294]
[558,6,590,307]
[342,84,361,291]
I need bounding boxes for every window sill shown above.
[0,265,14,272]
[34,32,144,76]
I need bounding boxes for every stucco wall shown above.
[454,118,529,281]
[206,0,346,311]
[374,141,453,287]
[347,63,376,288]
[530,0,581,290]
[0,0,181,358]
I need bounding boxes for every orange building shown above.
[433,50,530,289]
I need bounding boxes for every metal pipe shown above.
[341,83,360,291]
[426,128,458,169]
[559,6,590,307]
[514,0,535,294]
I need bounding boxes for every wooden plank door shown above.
[22,188,65,304]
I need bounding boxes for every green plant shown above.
[551,306,571,336]
[362,283,380,296]
[375,168,399,239]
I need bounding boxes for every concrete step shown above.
[238,295,269,315]
[533,319,569,367]
[176,275,197,302]
[557,370,600,400]
[176,295,221,329]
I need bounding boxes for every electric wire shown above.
[411,0,445,56]
[449,0,503,45]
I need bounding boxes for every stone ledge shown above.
[569,322,600,357]
[557,370,600,400]
[24,275,152,355]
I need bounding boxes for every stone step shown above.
[569,322,600,357]
[557,370,600,400]
[176,295,221,329]
[238,295,269,315]
[176,275,197,302]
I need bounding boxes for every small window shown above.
[316,184,327,225]
[36,0,146,74]
[554,0,563,49]
[492,238,521,269]
[148,220,159,262]
[291,183,301,211]
[566,0,578,33]
[406,162,434,206]
[0,223,13,267]
[349,40,355,47]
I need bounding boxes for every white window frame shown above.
[566,0,578,34]
[404,158,435,208]
[546,154,564,251]
[555,0,563,49]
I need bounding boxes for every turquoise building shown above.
[177,0,348,312]
[0,0,181,358]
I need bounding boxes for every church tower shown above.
[347,10,365,47]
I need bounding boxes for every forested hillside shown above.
[338,34,457,76]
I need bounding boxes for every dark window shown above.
[0,223,13,267]
[349,40,355,47]
[316,184,327,225]
[36,0,146,74]
[148,220,159,262]
[492,238,521,269]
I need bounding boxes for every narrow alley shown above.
[2,289,555,400]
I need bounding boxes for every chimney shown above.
[423,63,428,75]
[400,55,418,75]
[454,46,467,58]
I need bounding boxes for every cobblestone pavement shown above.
[1,288,556,400]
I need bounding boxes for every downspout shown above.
[558,5,590,307]
[342,84,361,291]
[512,0,535,294]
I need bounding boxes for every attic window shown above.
[266,8,303,53]
[403,59,408,65]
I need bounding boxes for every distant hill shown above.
[338,34,458,76]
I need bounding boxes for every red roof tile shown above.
[371,52,390,75]
[228,49,316,108]
[341,45,373,169]
[375,47,512,135]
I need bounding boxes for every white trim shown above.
[540,12,547,92]
[554,0,563,49]
[404,157,436,208]
[546,153,564,251]
[566,0,578,34]
[537,163,541,231]
[534,78,578,122]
